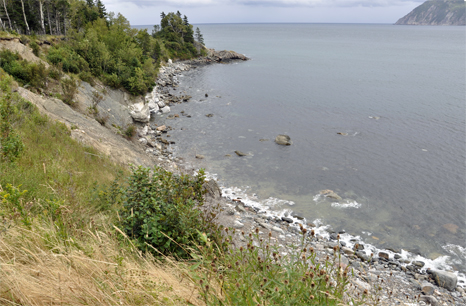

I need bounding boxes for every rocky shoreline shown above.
[128,55,465,305]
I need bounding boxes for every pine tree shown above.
[195,27,204,45]
[96,0,106,19]
[160,11,165,19]
[176,10,181,19]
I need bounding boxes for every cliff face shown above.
[395,0,465,25]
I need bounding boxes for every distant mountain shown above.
[395,0,465,25]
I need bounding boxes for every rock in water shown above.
[275,135,292,146]
[235,150,248,156]
[319,189,342,201]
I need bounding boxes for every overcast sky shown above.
[102,0,424,25]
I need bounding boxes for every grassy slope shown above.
[0,69,201,305]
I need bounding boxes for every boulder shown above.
[157,101,166,108]
[275,134,292,146]
[161,106,171,114]
[421,282,435,295]
[203,179,222,199]
[429,270,457,291]
[148,101,159,113]
[130,103,150,123]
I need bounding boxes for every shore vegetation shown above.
[0,2,370,305]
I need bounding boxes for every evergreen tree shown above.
[86,0,94,7]
[176,10,181,18]
[195,27,204,45]
[96,0,106,19]
[160,11,165,19]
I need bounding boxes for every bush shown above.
[0,49,48,89]
[0,72,25,163]
[60,77,78,106]
[47,46,89,74]
[122,124,136,139]
[119,166,219,258]
[29,41,40,57]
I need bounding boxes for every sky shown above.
[102,0,425,25]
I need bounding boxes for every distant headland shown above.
[395,0,466,26]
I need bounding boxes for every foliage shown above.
[195,27,204,46]
[47,45,89,74]
[0,72,24,163]
[193,229,352,305]
[29,40,40,56]
[60,76,78,106]
[119,166,222,258]
[123,124,136,139]
[0,49,48,88]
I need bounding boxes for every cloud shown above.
[104,0,423,8]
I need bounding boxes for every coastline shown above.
[131,55,466,304]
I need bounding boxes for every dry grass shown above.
[0,218,203,306]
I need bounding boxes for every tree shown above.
[96,0,106,19]
[151,24,160,37]
[2,0,11,30]
[176,10,181,18]
[195,27,204,45]
[161,12,186,41]
[160,11,165,19]
[20,0,30,34]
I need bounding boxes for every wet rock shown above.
[378,252,390,261]
[319,189,342,201]
[138,138,148,145]
[281,217,294,223]
[235,150,248,157]
[257,221,272,230]
[205,93,208,97]
[429,270,457,291]
[337,132,348,136]
[413,260,425,268]
[259,139,269,142]
[157,101,166,108]
[329,233,339,240]
[195,154,205,159]
[275,134,292,146]
[205,113,213,117]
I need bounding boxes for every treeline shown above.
[0,0,106,35]
[0,1,205,95]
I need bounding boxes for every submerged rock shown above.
[275,134,292,146]
[319,189,342,201]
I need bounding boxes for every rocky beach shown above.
[122,54,466,305]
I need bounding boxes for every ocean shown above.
[137,23,466,277]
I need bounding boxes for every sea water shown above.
[138,23,466,277]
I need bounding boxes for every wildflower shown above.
[256,228,259,234]
[309,295,314,300]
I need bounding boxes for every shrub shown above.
[122,124,136,139]
[29,41,40,57]
[119,166,219,258]
[0,49,48,89]
[0,72,25,163]
[60,77,78,106]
